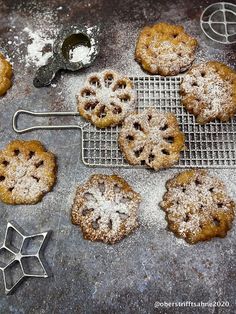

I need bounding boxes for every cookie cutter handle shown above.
[12,109,88,133]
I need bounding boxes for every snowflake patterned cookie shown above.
[180,61,236,124]
[71,174,141,244]
[118,109,185,170]
[135,22,198,76]
[77,69,136,128]
[160,170,235,244]
[0,53,12,96]
[0,140,57,205]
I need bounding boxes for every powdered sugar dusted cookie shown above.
[0,53,12,96]
[135,23,198,76]
[180,62,236,124]
[0,140,57,205]
[118,109,185,170]
[77,70,136,128]
[160,170,235,244]
[71,174,141,244]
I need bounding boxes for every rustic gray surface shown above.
[0,0,236,313]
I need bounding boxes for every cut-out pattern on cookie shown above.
[0,54,12,96]
[160,170,235,244]
[180,61,236,124]
[71,174,141,244]
[77,70,136,128]
[118,108,185,170]
[135,23,198,76]
[0,140,57,205]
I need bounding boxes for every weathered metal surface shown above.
[0,0,235,313]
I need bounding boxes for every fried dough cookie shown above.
[180,61,236,124]
[0,53,12,96]
[77,70,135,128]
[160,170,235,244]
[0,140,57,205]
[135,22,198,76]
[71,174,141,244]
[118,109,185,170]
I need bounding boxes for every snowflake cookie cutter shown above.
[33,24,100,87]
[200,2,236,44]
[0,221,51,294]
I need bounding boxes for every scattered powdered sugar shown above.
[84,186,134,232]
[148,41,195,75]
[4,5,58,69]
[3,153,52,203]
[138,180,167,229]
[77,70,136,126]
[161,170,234,238]
[23,27,54,67]
[181,63,233,121]
[119,108,184,170]
[118,169,169,229]
[74,174,140,234]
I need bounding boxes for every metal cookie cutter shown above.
[200,2,236,44]
[33,24,100,87]
[0,221,51,294]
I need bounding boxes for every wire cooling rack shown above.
[81,76,236,168]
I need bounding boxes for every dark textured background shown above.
[0,0,236,313]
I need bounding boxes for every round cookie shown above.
[180,61,236,124]
[118,108,185,170]
[77,69,136,128]
[0,140,57,205]
[0,53,12,96]
[71,174,141,244]
[160,170,235,244]
[135,22,198,76]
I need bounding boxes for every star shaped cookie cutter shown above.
[0,221,51,294]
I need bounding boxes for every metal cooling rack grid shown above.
[81,76,236,168]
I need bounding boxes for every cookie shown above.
[71,174,141,244]
[0,140,57,205]
[180,61,236,124]
[160,170,235,244]
[135,22,198,76]
[77,69,136,128]
[118,108,185,170]
[0,53,12,96]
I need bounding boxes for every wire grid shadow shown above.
[81,76,236,168]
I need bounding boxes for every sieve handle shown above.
[12,109,88,133]
[33,58,62,88]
